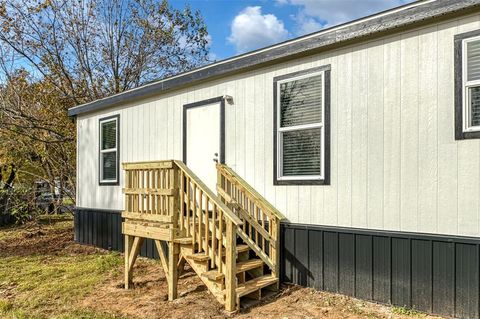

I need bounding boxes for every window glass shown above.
[280,74,322,127]
[101,152,117,181]
[278,72,324,180]
[467,40,480,81]
[101,120,117,150]
[469,86,480,127]
[100,117,118,182]
[282,128,321,176]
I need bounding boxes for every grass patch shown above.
[0,217,123,319]
[58,308,127,319]
[392,306,425,316]
[0,299,13,313]
[0,249,122,318]
[37,214,73,223]
[0,215,73,242]
[0,223,26,241]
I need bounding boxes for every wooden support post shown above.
[271,219,280,290]
[155,240,169,280]
[270,219,280,278]
[129,237,144,268]
[125,234,144,290]
[168,241,180,301]
[177,255,186,276]
[225,221,237,312]
[124,234,133,289]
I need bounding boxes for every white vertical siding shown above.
[351,44,369,229]
[418,26,439,233]
[367,40,385,230]
[437,20,459,235]
[400,30,419,232]
[383,36,401,230]
[77,13,480,237]
[337,48,353,227]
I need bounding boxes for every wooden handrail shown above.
[216,163,283,278]
[216,164,286,221]
[174,161,242,226]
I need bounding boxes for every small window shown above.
[274,66,330,185]
[463,37,480,132]
[99,115,119,185]
[455,30,480,140]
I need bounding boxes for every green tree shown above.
[0,0,211,217]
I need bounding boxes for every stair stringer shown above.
[179,244,226,305]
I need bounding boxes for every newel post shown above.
[225,220,237,312]
[271,218,280,288]
[168,161,180,301]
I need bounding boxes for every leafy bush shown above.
[0,187,39,226]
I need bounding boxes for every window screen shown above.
[277,72,324,180]
[100,117,118,183]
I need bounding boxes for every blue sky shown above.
[171,0,415,61]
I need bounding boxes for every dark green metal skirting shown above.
[281,223,480,318]
[74,208,159,259]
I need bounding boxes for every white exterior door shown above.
[185,102,221,191]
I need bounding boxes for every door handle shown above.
[213,153,219,163]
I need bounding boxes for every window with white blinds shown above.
[99,116,119,183]
[463,36,480,131]
[277,71,325,180]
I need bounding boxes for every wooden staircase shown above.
[121,160,285,312]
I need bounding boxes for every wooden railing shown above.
[216,164,286,278]
[122,161,180,230]
[122,160,243,311]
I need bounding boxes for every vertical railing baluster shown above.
[146,169,150,214]
[170,163,179,233]
[158,168,162,215]
[198,190,203,253]
[192,184,197,251]
[186,177,191,236]
[218,210,223,274]
[211,205,217,269]
[205,197,210,259]
[180,170,185,231]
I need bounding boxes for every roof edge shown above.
[69,0,480,117]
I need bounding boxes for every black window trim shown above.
[273,65,331,186]
[455,29,480,140]
[99,114,120,186]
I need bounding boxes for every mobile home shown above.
[70,0,480,316]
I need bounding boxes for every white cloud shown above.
[291,11,323,36]
[277,0,412,36]
[228,6,289,54]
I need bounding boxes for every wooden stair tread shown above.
[222,275,278,298]
[202,270,224,281]
[236,259,264,273]
[221,244,250,255]
[174,237,192,244]
[236,244,250,254]
[201,258,264,281]
[236,275,278,297]
[186,253,210,262]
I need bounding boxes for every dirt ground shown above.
[0,217,441,319]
